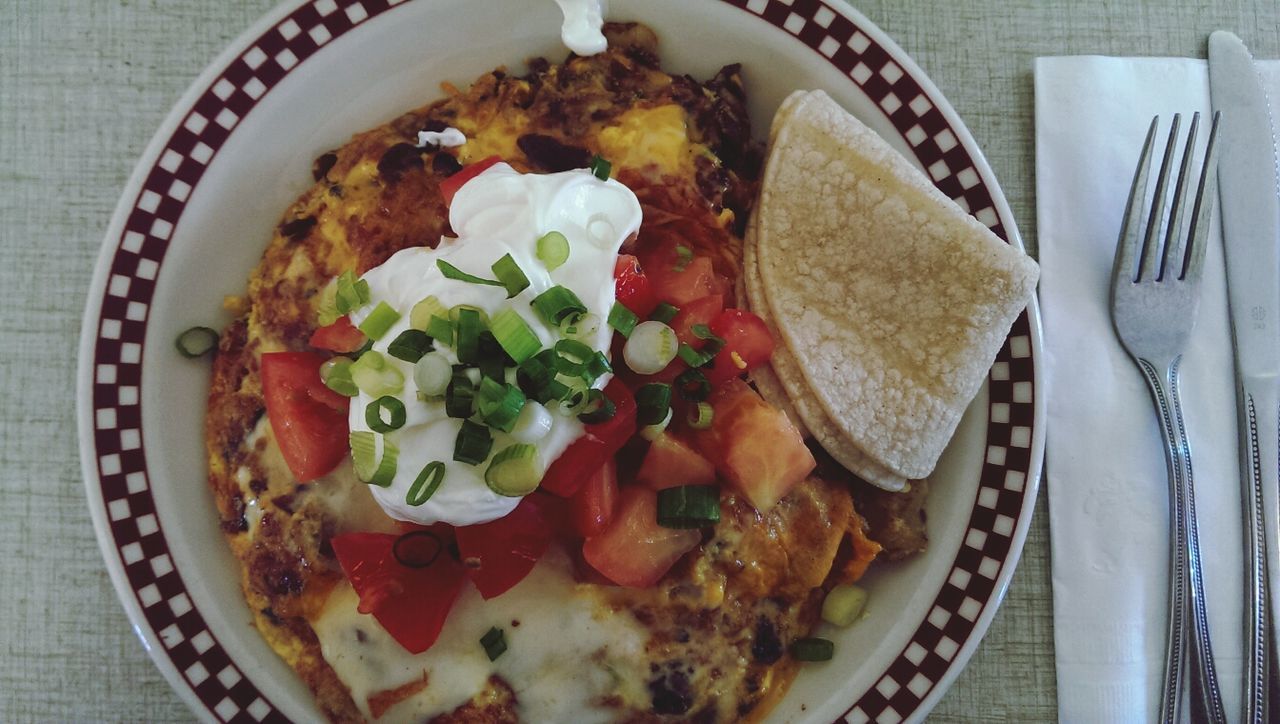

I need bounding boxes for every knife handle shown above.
[1238,385,1280,724]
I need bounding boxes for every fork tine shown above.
[1160,112,1200,281]
[1182,111,1222,281]
[1114,117,1161,284]
[1139,114,1182,281]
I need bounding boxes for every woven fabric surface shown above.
[3,0,1277,721]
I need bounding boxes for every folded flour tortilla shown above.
[744,90,1039,490]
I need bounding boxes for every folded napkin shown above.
[1037,56,1280,722]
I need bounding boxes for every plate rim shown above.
[76,1,1046,722]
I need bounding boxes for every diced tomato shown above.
[613,254,659,318]
[260,351,350,482]
[636,433,716,490]
[308,316,367,353]
[572,459,618,537]
[692,380,815,512]
[330,530,467,654]
[581,486,701,588]
[542,380,637,497]
[455,497,551,599]
[439,155,502,206]
[705,309,776,385]
[641,241,729,306]
[669,294,725,347]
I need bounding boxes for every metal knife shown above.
[1209,29,1280,724]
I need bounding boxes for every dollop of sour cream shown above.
[348,163,641,526]
[554,0,608,56]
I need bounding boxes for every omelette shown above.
[205,23,927,723]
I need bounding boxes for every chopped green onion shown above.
[387,329,432,362]
[475,331,511,382]
[511,401,554,443]
[639,407,673,441]
[365,395,406,433]
[484,443,543,496]
[491,253,530,298]
[350,351,404,396]
[790,638,835,662]
[477,378,527,433]
[656,485,720,529]
[449,304,490,327]
[677,342,717,369]
[589,155,612,181]
[409,295,448,331]
[490,308,541,364]
[320,357,359,397]
[636,383,672,426]
[821,584,869,627]
[531,285,589,327]
[445,367,476,418]
[426,314,454,347]
[553,339,594,377]
[406,462,446,506]
[624,321,678,375]
[480,626,507,661]
[335,271,371,315]
[350,431,398,487]
[316,278,341,326]
[585,351,611,382]
[453,419,494,465]
[577,388,616,424]
[607,302,639,337]
[556,378,592,416]
[351,336,375,359]
[687,401,714,429]
[675,368,711,401]
[559,312,600,341]
[536,231,570,271]
[649,302,680,324]
[455,306,484,365]
[357,301,401,340]
[437,259,505,288]
[673,245,693,272]
[691,324,726,349]
[413,352,452,398]
[175,326,219,358]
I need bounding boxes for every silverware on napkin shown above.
[1209,28,1280,724]
[1109,112,1224,724]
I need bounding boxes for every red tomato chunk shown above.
[582,487,700,588]
[260,351,350,482]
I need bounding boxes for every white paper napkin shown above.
[1036,56,1280,722]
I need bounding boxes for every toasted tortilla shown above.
[745,90,1038,487]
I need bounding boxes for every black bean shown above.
[279,216,316,243]
[312,151,338,181]
[516,133,592,173]
[377,142,424,182]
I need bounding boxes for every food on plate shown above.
[743,90,1039,491]
[204,23,920,722]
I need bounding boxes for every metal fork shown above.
[1109,112,1224,724]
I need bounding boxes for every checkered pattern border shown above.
[85,1,1039,722]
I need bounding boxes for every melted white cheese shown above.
[348,163,641,527]
[554,0,608,56]
[313,546,648,721]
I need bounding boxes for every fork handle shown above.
[1237,382,1280,724]
[1137,356,1225,723]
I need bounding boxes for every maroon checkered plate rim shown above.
[77,1,1044,722]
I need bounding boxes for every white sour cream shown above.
[348,163,641,527]
[416,127,466,148]
[554,0,608,56]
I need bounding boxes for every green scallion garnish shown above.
[453,419,494,465]
[636,383,672,426]
[491,253,530,298]
[673,244,693,273]
[335,270,371,315]
[477,378,527,433]
[480,626,507,661]
[387,329,432,362]
[409,295,448,332]
[350,431,398,487]
[790,638,835,662]
[350,351,405,396]
[536,231,570,271]
[607,301,639,337]
[406,462,446,506]
[320,357,359,397]
[577,388,616,424]
[426,314,455,347]
[437,259,505,288]
[455,306,485,365]
[413,352,452,398]
[357,301,401,340]
[588,155,612,181]
[649,302,680,324]
[675,368,711,401]
[687,401,714,429]
[365,395,407,433]
[531,285,589,326]
[655,485,720,529]
[553,339,594,377]
[445,366,476,418]
[175,326,219,358]
[484,443,543,496]
[585,351,611,382]
[490,308,541,364]
[677,342,716,369]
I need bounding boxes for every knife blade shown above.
[1208,28,1280,724]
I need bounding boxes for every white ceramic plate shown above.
[77,1,1045,722]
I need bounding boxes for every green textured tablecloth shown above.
[3,1,1276,720]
